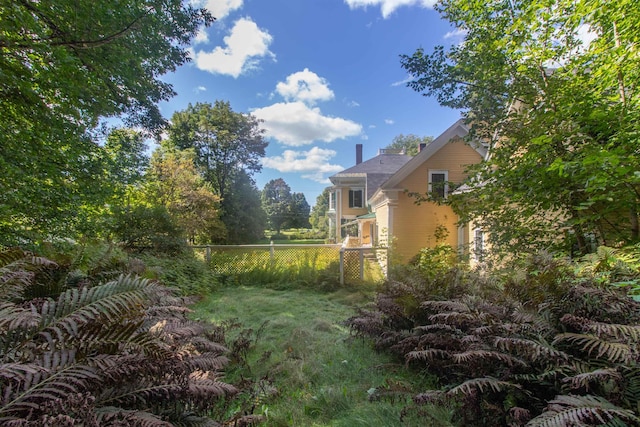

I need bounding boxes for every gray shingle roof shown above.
[330,152,412,200]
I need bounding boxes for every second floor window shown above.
[329,191,336,211]
[349,189,363,208]
[429,170,449,200]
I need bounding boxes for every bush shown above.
[109,205,186,254]
[346,251,640,426]
[0,247,237,425]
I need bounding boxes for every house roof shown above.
[329,152,411,199]
[369,119,488,203]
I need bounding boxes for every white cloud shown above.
[275,69,335,105]
[194,85,207,93]
[391,76,412,87]
[344,0,437,19]
[193,28,209,44]
[384,119,395,125]
[190,0,243,20]
[262,147,345,183]
[444,28,467,41]
[193,17,275,78]
[346,100,360,107]
[252,101,363,146]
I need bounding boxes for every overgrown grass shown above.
[192,285,435,426]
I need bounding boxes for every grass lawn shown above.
[192,286,436,426]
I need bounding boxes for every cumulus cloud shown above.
[275,69,335,105]
[384,118,395,125]
[252,101,362,146]
[190,0,243,20]
[193,17,274,78]
[194,86,207,93]
[444,28,467,41]
[193,28,209,44]
[344,0,437,19]
[262,147,344,183]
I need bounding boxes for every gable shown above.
[370,119,486,202]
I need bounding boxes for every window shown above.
[349,189,363,208]
[474,228,484,261]
[429,170,449,199]
[329,191,336,211]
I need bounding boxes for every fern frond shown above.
[450,350,526,367]
[181,353,230,373]
[428,312,478,326]
[0,303,41,332]
[563,368,623,391]
[561,314,640,341]
[188,377,238,400]
[446,377,521,396]
[421,300,470,312]
[96,406,173,426]
[189,336,229,354]
[553,333,632,363]
[406,349,450,363]
[0,363,99,419]
[526,394,640,427]
[413,324,463,334]
[494,337,571,363]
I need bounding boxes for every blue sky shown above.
[158,0,465,206]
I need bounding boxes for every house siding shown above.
[387,138,484,263]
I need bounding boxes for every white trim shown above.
[428,170,449,199]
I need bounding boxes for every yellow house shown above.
[328,144,411,244]
[329,119,488,265]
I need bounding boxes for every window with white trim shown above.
[329,191,336,211]
[349,188,363,208]
[429,170,449,199]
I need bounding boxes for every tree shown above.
[401,0,640,255]
[220,170,266,244]
[167,101,268,242]
[290,192,311,229]
[144,147,225,244]
[385,134,433,156]
[309,188,331,237]
[168,101,268,202]
[0,0,213,243]
[262,179,293,235]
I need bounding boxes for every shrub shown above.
[346,252,640,426]
[0,248,237,425]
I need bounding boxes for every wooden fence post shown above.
[339,247,345,285]
[270,241,275,266]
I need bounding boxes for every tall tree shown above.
[290,192,311,229]
[309,188,331,237]
[261,178,293,235]
[221,170,266,244]
[385,134,433,156]
[0,0,213,242]
[401,0,640,255]
[167,101,268,242]
[168,101,268,202]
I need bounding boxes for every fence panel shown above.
[191,244,386,284]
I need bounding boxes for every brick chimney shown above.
[356,144,363,164]
[419,143,427,152]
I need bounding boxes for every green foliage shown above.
[309,187,331,238]
[109,205,186,254]
[0,0,212,241]
[385,134,433,156]
[261,178,310,234]
[166,101,268,243]
[0,247,236,425]
[347,251,640,426]
[402,0,640,255]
